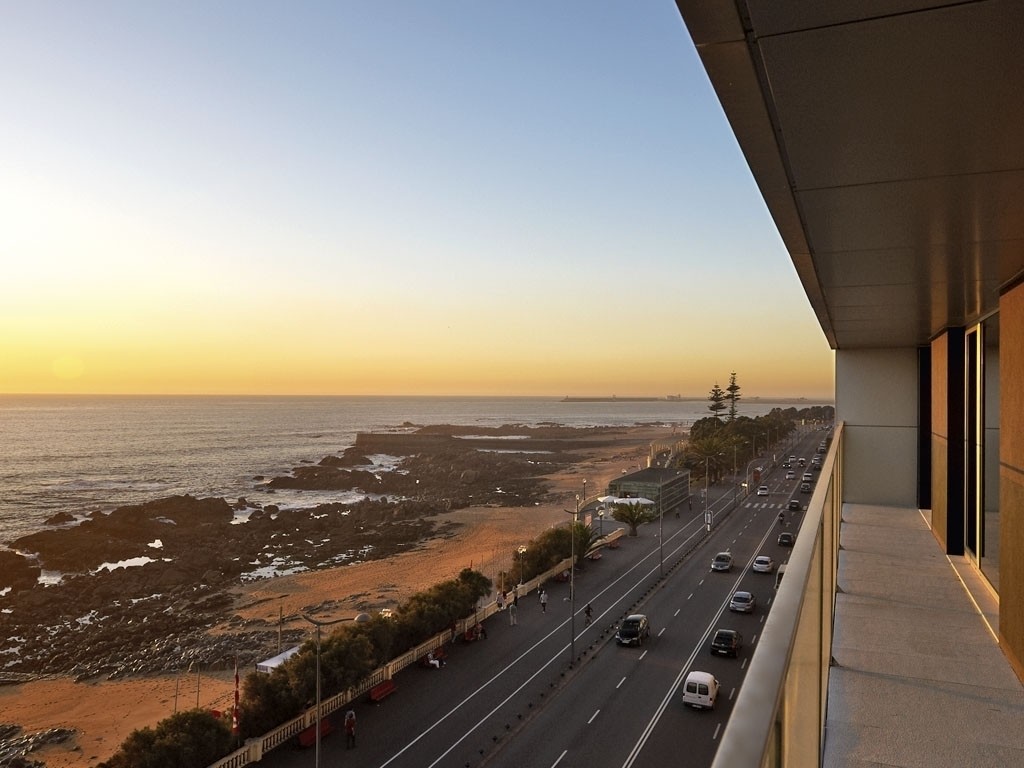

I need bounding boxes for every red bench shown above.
[368,679,397,702]
[297,718,332,747]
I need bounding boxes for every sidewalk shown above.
[824,505,1024,767]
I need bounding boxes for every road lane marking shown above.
[713,723,722,740]
[617,676,626,689]
[552,749,568,767]
[588,709,600,724]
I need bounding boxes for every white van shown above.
[681,670,720,710]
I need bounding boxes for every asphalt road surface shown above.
[259,430,826,768]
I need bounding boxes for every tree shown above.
[610,502,656,536]
[707,382,727,419]
[98,710,233,768]
[573,522,604,566]
[725,372,741,421]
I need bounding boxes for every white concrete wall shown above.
[836,348,920,506]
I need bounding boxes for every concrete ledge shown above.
[824,505,1024,767]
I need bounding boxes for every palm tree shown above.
[610,502,656,536]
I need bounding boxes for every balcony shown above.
[712,423,1024,767]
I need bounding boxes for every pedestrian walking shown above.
[496,591,505,611]
[584,603,593,625]
[539,589,548,613]
[344,710,356,749]
[512,587,519,607]
[508,601,517,625]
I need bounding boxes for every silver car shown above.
[729,590,756,613]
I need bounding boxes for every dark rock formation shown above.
[0,425,611,681]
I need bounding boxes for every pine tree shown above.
[708,383,727,419]
[725,372,741,421]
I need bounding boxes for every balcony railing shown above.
[711,423,843,768]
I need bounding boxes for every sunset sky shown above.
[1,2,834,399]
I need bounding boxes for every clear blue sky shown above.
[1,2,834,398]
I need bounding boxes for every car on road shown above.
[787,499,801,511]
[756,485,769,496]
[778,532,796,547]
[802,472,813,482]
[785,470,796,479]
[729,590,756,613]
[615,614,650,647]
[800,482,811,493]
[711,552,733,571]
[710,628,743,657]
[752,555,775,573]
[782,461,792,468]
[682,671,720,710]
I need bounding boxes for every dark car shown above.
[800,482,811,493]
[616,614,651,647]
[778,531,795,547]
[788,499,801,511]
[710,628,743,657]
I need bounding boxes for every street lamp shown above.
[517,545,527,585]
[301,611,371,768]
[564,508,577,667]
[582,478,587,507]
[598,508,604,537]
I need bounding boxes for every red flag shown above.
[232,657,239,734]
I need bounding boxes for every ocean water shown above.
[0,394,811,544]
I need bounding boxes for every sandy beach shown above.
[0,425,675,767]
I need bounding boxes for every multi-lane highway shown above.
[262,431,826,768]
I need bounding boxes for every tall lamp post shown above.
[301,611,371,768]
[517,545,527,585]
[659,495,664,577]
[566,504,578,667]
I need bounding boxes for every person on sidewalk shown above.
[539,589,548,613]
[584,603,593,625]
[344,710,356,749]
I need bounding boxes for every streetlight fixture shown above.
[598,508,604,537]
[517,545,527,585]
[301,611,371,768]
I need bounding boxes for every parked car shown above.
[756,485,769,496]
[729,590,756,613]
[752,555,775,573]
[778,532,795,547]
[787,499,801,511]
[710,628,743,657]
[682,671,720,710]
[615,614,651,647]
[711,552,733,572]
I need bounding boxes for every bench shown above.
[419,646,448,667]
[297,718,332,748]
[368,679,397,702]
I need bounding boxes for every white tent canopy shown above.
[256,645,301,674]
[597,496,655,507]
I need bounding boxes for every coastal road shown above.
[259,431,822,768]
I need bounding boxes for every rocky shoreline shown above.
[0,424,621,682]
